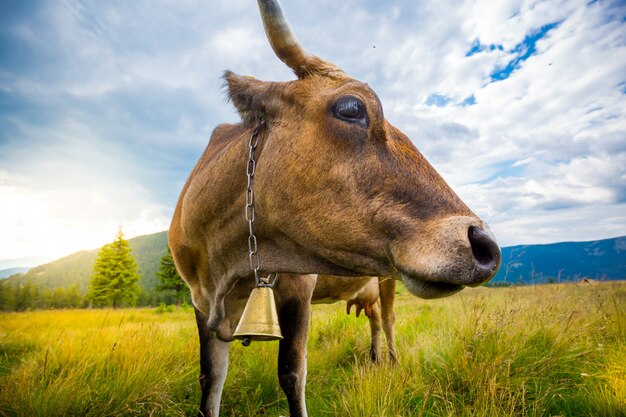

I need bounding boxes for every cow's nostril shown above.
[468,226,501,282]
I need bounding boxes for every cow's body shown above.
[312,275,397,363]
[169,1,501,416]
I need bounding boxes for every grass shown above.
[0,282,624,416]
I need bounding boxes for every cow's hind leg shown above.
[195,307,230,417]
[276,274,315,417]
[379,277,398,363]
[368,300,383,363]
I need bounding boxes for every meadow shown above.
[0,282,624,417]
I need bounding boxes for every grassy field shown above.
[0,282,624,417]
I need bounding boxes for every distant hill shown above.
[4,232,168,293]
[0,267,29,279]
[493,235,626,284]
[3,232,625,292]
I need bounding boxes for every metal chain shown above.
[245,117,277,288]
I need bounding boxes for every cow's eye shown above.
[332,96,368,127]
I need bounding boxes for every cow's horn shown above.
[257,0,309,77]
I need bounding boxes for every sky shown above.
[1,0,625,266]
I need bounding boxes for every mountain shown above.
[493,235,626,284]
[3,232,168,293]
[0,267,29,279]
[3,233,625,292]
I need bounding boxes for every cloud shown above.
[0,113,173,258]
[0,0,625,261]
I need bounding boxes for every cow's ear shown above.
[224,71,270,125]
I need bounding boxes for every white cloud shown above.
[0,183,171,259]
[0,115,173,258]
[1,0,625,262]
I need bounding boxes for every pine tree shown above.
[156,247,188,306]
[66,284,82,308]
[88,228,141,308]
[1,283,15,310]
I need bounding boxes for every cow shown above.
[168,1,501,416]
[312,275,397,363]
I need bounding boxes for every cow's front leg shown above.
[275,275,315,417]
[195,307,230,417]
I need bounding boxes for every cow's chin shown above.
[400,273,464,299]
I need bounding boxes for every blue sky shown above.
[1,0,625,264]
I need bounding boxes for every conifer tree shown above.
[88,228,141,308]
[156,247,188,306]
[0,282,11,311]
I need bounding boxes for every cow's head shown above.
[226,0,501,298]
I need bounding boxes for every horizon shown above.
[1,0,625,262]
[2,230,625,272]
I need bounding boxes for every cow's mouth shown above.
[399,272,464,299]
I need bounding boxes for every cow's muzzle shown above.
[390,216,502,298]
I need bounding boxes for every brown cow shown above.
[312,275,397,363]
[168,1,501,416]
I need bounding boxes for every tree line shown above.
[0,229,190,311]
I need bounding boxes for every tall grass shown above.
[0,282,624,416]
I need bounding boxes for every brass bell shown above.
[233,286,283,346]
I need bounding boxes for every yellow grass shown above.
[1,282,624,416]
